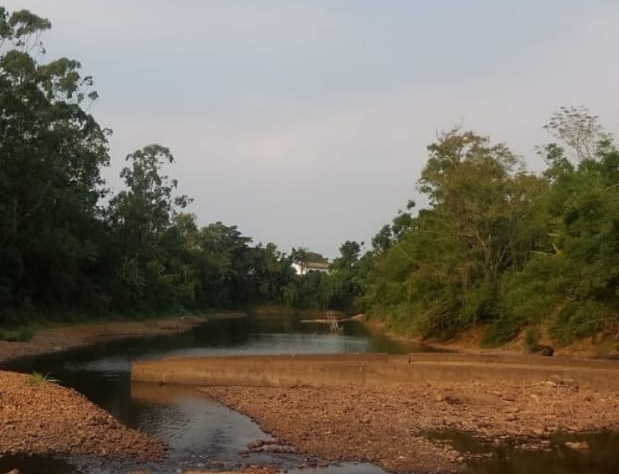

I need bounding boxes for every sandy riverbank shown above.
[199,374,619,473]
[0,313,241,469]
[0,370,166,460]
[0,313,246,364]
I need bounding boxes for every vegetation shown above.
[27,371,59,385]
[1,6,617,349]
[363,107,619,346]
[0,7,361,326]
[0,326,33,342]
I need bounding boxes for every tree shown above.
[328,241,370,311]
[0,8,110,317]
[543,106,613,162]
[501,116,619,344]
[106,145,193,309]
[365,129,547,338]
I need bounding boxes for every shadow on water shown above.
[0,455,81,474]
[426,429,619,474]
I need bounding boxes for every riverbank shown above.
[359,315,619,359]
[0,370,166,460]
[0,313,246,364]
[131,353,619,474]
[0,313,243,469]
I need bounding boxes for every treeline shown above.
[4,7,618,348]
[361,107,619,347]
[0,8,362,324]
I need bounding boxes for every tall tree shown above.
[107,145,192,309]
[0,8,110,317]
[501,110,619,344]
[365,130,546,337]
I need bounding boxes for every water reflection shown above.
[0,455,82,474]
[428,429,619,474]
[1,315,617,474]
[0,316,395,473]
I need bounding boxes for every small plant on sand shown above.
[27,371,59,385]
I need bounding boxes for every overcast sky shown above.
[4,1,619,257]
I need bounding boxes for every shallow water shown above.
[1,315,618,474]
[429,429,619,474]
[0,316,407,474]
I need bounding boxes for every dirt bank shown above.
[361,317,619,359]
[0,313,245,364]
[0,313,243,468]
[0,370,165,459]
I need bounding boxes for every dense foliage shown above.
[2,7,617,348]
[0,7,362,323]
[363,108,619,346]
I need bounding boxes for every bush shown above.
[0,326,34,342]
[524,326,541,352]
[482,312,524,346]
[27,371,59,385]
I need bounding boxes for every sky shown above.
[3,1,619,258]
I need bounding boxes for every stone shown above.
[565,441,590,451]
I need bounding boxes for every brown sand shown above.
[198,368,619,473]
[0,370,165,459]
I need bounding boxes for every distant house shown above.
[291,260,330,276]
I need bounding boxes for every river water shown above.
[0,315,618,474]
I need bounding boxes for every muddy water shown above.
[1,315,618,474]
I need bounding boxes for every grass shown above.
[0,326,34,342]
[27,370,60,385]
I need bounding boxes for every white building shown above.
[291,261,330,276]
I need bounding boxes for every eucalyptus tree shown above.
[0,8,110,316]
[106,145,193,310]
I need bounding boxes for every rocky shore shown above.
[0,315,224,469]
[200,374,619,474]
[0,370,165,460]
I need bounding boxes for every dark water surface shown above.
[1,315,618,474]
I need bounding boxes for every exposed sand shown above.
[199,375,619,474]
[2,314,618,474]
[0,370,165,459]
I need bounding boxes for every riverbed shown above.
[1,315,619,474]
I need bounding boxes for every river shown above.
[0,315,618,474]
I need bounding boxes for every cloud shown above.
[4,0,339,53]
